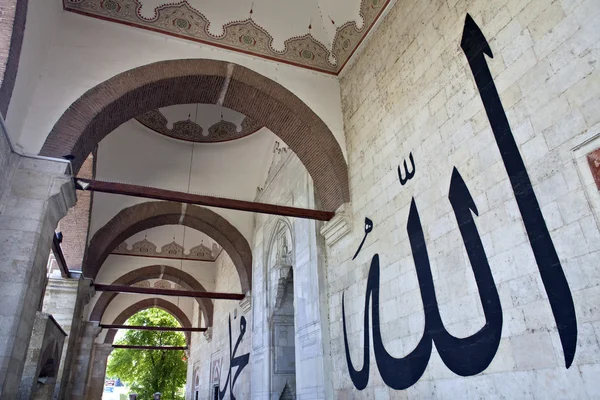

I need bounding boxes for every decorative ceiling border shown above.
[111,238,222,262]
[135,109,262,143]
[63,0,391,75]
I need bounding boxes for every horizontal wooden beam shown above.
[94,284,246,301]
[112,345,187,351]
[51,233,70,279]
[76,178,334,221]
[101,324,207,332]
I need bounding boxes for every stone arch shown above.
[39,59,349,211]
[103,298,192,344]
[90,265,214,328]
[0,0,28,115]
[85,201,252,292]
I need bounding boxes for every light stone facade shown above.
[249,153,333,400]
[0,120,76,399]
[329,0,600,398]
[187,250,251,400]
[0,0,599,398]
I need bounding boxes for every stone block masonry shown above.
[333,0,600,398]
[0,128,76,398]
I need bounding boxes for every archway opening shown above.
[269,221,297,399]
[86,201,252,293]
[104,308,188,400]
[39,59,349,212]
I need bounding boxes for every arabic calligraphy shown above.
[341,13,577,391]
[461,13,576,367]
[352,218,373,260]
[398,152,416,186]
[219,315,250,400]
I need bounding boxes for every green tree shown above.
[106,308,187,400]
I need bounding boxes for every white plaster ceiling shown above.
[90,118,279,242]
[136,0,364,51]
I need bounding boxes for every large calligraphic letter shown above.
[343,170,502,390]
[219,316,250,400]
[429,168,502,375]
[461,14,577,367]
[342,254,432,391]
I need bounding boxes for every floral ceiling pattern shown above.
[112,238,221,261]
[63,0,391,74]
[136,109,262,143]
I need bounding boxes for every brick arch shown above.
[85,201,252,292]
[90,265,214,328]
[103,298,192,344]
[39,59,349,211]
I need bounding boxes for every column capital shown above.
[93,343,114,358]
[79,278,96,305]
[320,203,352,247]
[239,291,252,314]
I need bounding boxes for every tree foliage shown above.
[106,308,187,399]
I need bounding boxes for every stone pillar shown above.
[69,322,101,400]
[84,343,112,400]
[19,312,67,400]
[41,277,94,399]
[0,144,75,399]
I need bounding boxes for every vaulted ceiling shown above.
[62,0,392,74]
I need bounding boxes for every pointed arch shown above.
[89,265,214,328]
[85,201,252,292]
[39,59,349,211]
[103,298,192,344]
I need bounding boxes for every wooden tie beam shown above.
[76,178,334,221]
[51,233,70,279]
[94,284,246,301]
[101,324,207,332]
[112,345,187,351]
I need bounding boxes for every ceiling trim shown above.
[111,238,223,261]
[62,0,391,75]
[135,109,262,143]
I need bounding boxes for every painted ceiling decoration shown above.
[132,279,182,290]
[63,0,391,74]
[135,103,263,143]
[112,238,222,261]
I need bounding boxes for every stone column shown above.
[84,343,112,400]
[69,322,101,400]
[0,139,75,399]
[41,277,94,399]
[19,312,67,400]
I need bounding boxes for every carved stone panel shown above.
[274,324,296,374]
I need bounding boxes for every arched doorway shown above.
[39,59,349,212]
[268,219,297,399]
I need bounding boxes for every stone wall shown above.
[250,151,333,400]
[330,0,600,398]
[0,149,75,397]
[186,251,251,400]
